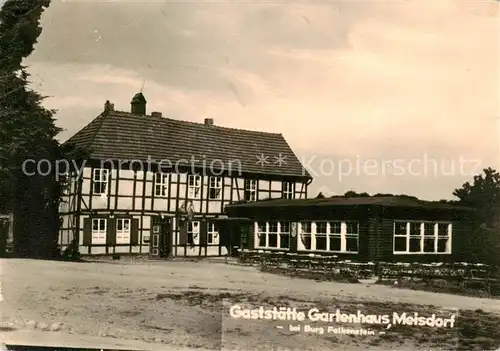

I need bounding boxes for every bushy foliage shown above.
[453,168,500,267]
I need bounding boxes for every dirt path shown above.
[1,259,499,350]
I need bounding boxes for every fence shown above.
[238,250,500,295]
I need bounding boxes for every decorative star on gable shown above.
[256,154,270,167]
[274,153,287,166]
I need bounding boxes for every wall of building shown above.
[228,205,472,263]
[77,167,307,214]
[59,165,309,256]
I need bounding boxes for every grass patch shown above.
[151,287,500,350]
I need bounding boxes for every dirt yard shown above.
[1,258,500,350]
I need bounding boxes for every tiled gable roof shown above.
[65,109,312,179]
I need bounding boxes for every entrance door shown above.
[150,216,172,259]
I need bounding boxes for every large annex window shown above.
[92,169,109,195]
[282,182,294,199]
[255,221,290,249]
[207,222,219,245]
[92,218,106,244]
[297,221,358,253]
[154,173,169,197]
[188,175,201,199]
[393,221,452,254]
[209,177,222,200]
[116,218,131,244]
[244,179,257,202]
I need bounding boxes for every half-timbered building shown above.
[225,196,476,263]
[58,93,312,258]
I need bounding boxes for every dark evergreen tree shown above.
[0,0,62,258]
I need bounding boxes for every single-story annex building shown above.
[225,196,476,263]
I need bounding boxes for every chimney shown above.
[130,92,147,115]
[151,111,162,117]
[104,100,114,112]
[204,118,214,126]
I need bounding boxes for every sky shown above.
[21,0,499,201]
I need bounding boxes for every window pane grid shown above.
[282,182,293,199]
[186,221,200,245]
[255,221,290,249]
[91,218,106,244]
[393,221,451,254]
[92,169,108,195]
[296,221,358,253]
[154,173,168,196]
[207,222,219,245]
[188,175,201,199]
[245,180,257,201]
[116,218,131,244]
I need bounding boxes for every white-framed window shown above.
[92,218,106,244]
[207,222,219,245]
[255,221,290,249]
[209,177,222,200]
[345,221,359,252]
[187,221,200,245]
[299,221,312,250]
[282,182,294,199]
[297,221,359,253]
[92,168,109,195]
[154,172,169,197]
[437,222,452,253]
[60,172,70,195]
[116,218,131,244]
[188,175,201,199]
[244,179,257,202]
[393,221,452,254]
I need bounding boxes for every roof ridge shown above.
[109,110,283,136]
[64,111,107,147]
[87,112,109,148]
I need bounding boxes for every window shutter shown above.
[131,218,139,245]
[200,220,208,246]
[83,218,91,246]
[178,222,187,245]
[106,218,116,246]
[168,218,173,236]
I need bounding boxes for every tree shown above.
[453,168,500,266]
[315,192,325,199]
[0,0,62,258]
[453,167,500,226]
[344,191,370,197]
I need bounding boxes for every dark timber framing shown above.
[59,161,311,258]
